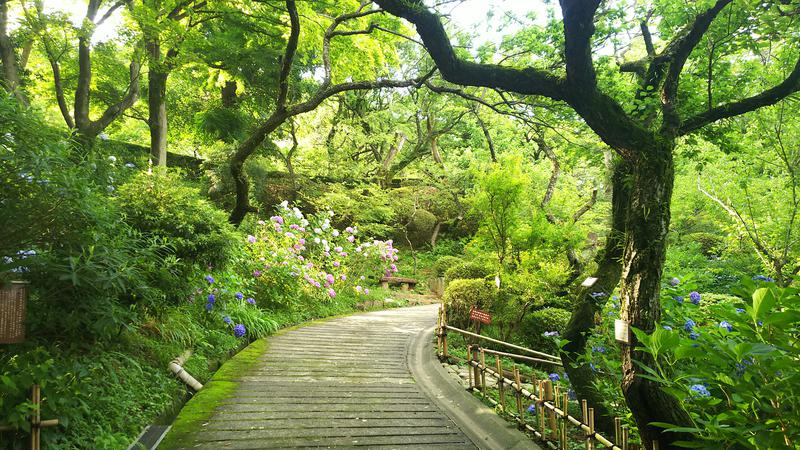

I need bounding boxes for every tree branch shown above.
[276,0,300,111]
[374,0,566,99]
[679,56,800,135]
[88,60,141,136]
[559,0,601,89]
[661,0,733,132]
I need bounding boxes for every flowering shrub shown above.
[192,273,277,339]
[560,276,800,449]
[243,203,398,307]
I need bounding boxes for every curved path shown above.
[161,304,537,450]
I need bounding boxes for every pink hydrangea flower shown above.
[328,288,336,298]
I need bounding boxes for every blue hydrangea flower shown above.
[246,297,256,305]
[689,331,700,340]
[669,277,680,287]
[205,302,213,312]
[527,404,537,414]
[719,321,733,332]
[752,275,774,282]
[735,308,745,314]
[548,373,560,382]
[233,324,246,338]
[234,292,244,300]
[592,346,606,353]
[674,295,684,304]
[543,331,559,337]
[684,319,695,331]
[223,316,232,324]
[689,384,710,397]
[663,325,673,331]
[207,294,216,303]
[689,291,701,305]
[205,275,214,284]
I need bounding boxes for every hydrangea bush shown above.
[548,275,799,449]
[244,203,398,307]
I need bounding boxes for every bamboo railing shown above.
[436,304,656,450]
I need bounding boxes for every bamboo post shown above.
[31,384,40,450]
[653,441,660,450]
[543,379,557,441]
[467,345,473,390]
[588,407,596,450]
[436,307,442,356]
[473,347,481,390]
[495,356,505,412]
[582,399,590,450]
[514,367,524,426]
[479,348,487,396]
[441,305,448,359]
[622,425,629,450]
[538,380,546,438]
[615,417,622,447]
[560,392,569,450]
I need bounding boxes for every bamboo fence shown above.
[436,304,657,450]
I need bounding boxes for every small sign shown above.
[469,306,492,325]
[615,319,631,344]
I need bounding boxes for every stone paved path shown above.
[171,304,477,449]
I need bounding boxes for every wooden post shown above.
[652,441,660,450]
[622,425,629,450]
[560,392,569,450]
[467,345,473,390]
[495,356,505,412]
[543,379,557,441]
[436,307,442,357]
[538,380,546,438]
[588,407,596,450]
[441,306,449,359]
[514,367,523,425]
[582,399,590,450]
[472,347,481,390]
[479,348,487,396]
[31,384,40,450]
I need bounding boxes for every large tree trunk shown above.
[0,0,27,105]
[148,39,169,166]
[620,141,692,449]
[560,161,629,437]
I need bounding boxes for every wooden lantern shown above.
[0,281,28,344]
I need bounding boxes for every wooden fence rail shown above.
[436,304,656,450]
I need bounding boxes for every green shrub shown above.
[444,261,491,284]
[433,255,463,277]
[116,169,239,271]
[442,279,495,328]
[518,307,572,354]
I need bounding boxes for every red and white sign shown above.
[469,306,492,325]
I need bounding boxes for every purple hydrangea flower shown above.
[247,235,257,244]
[271,215,284,225]
[205,275,215,284]
[223,316,232,324]
[548,373,560,382]
[689,384,710,397]
[246,297,256,305]
[328,288,336,298]
[689,291,701,305]
[669,277,680,287]
[253,270,262,278]
[364,288,370,295]
[235,292,244,300]
[233,324,246,338]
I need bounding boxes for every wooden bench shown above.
[380,276,418,291]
